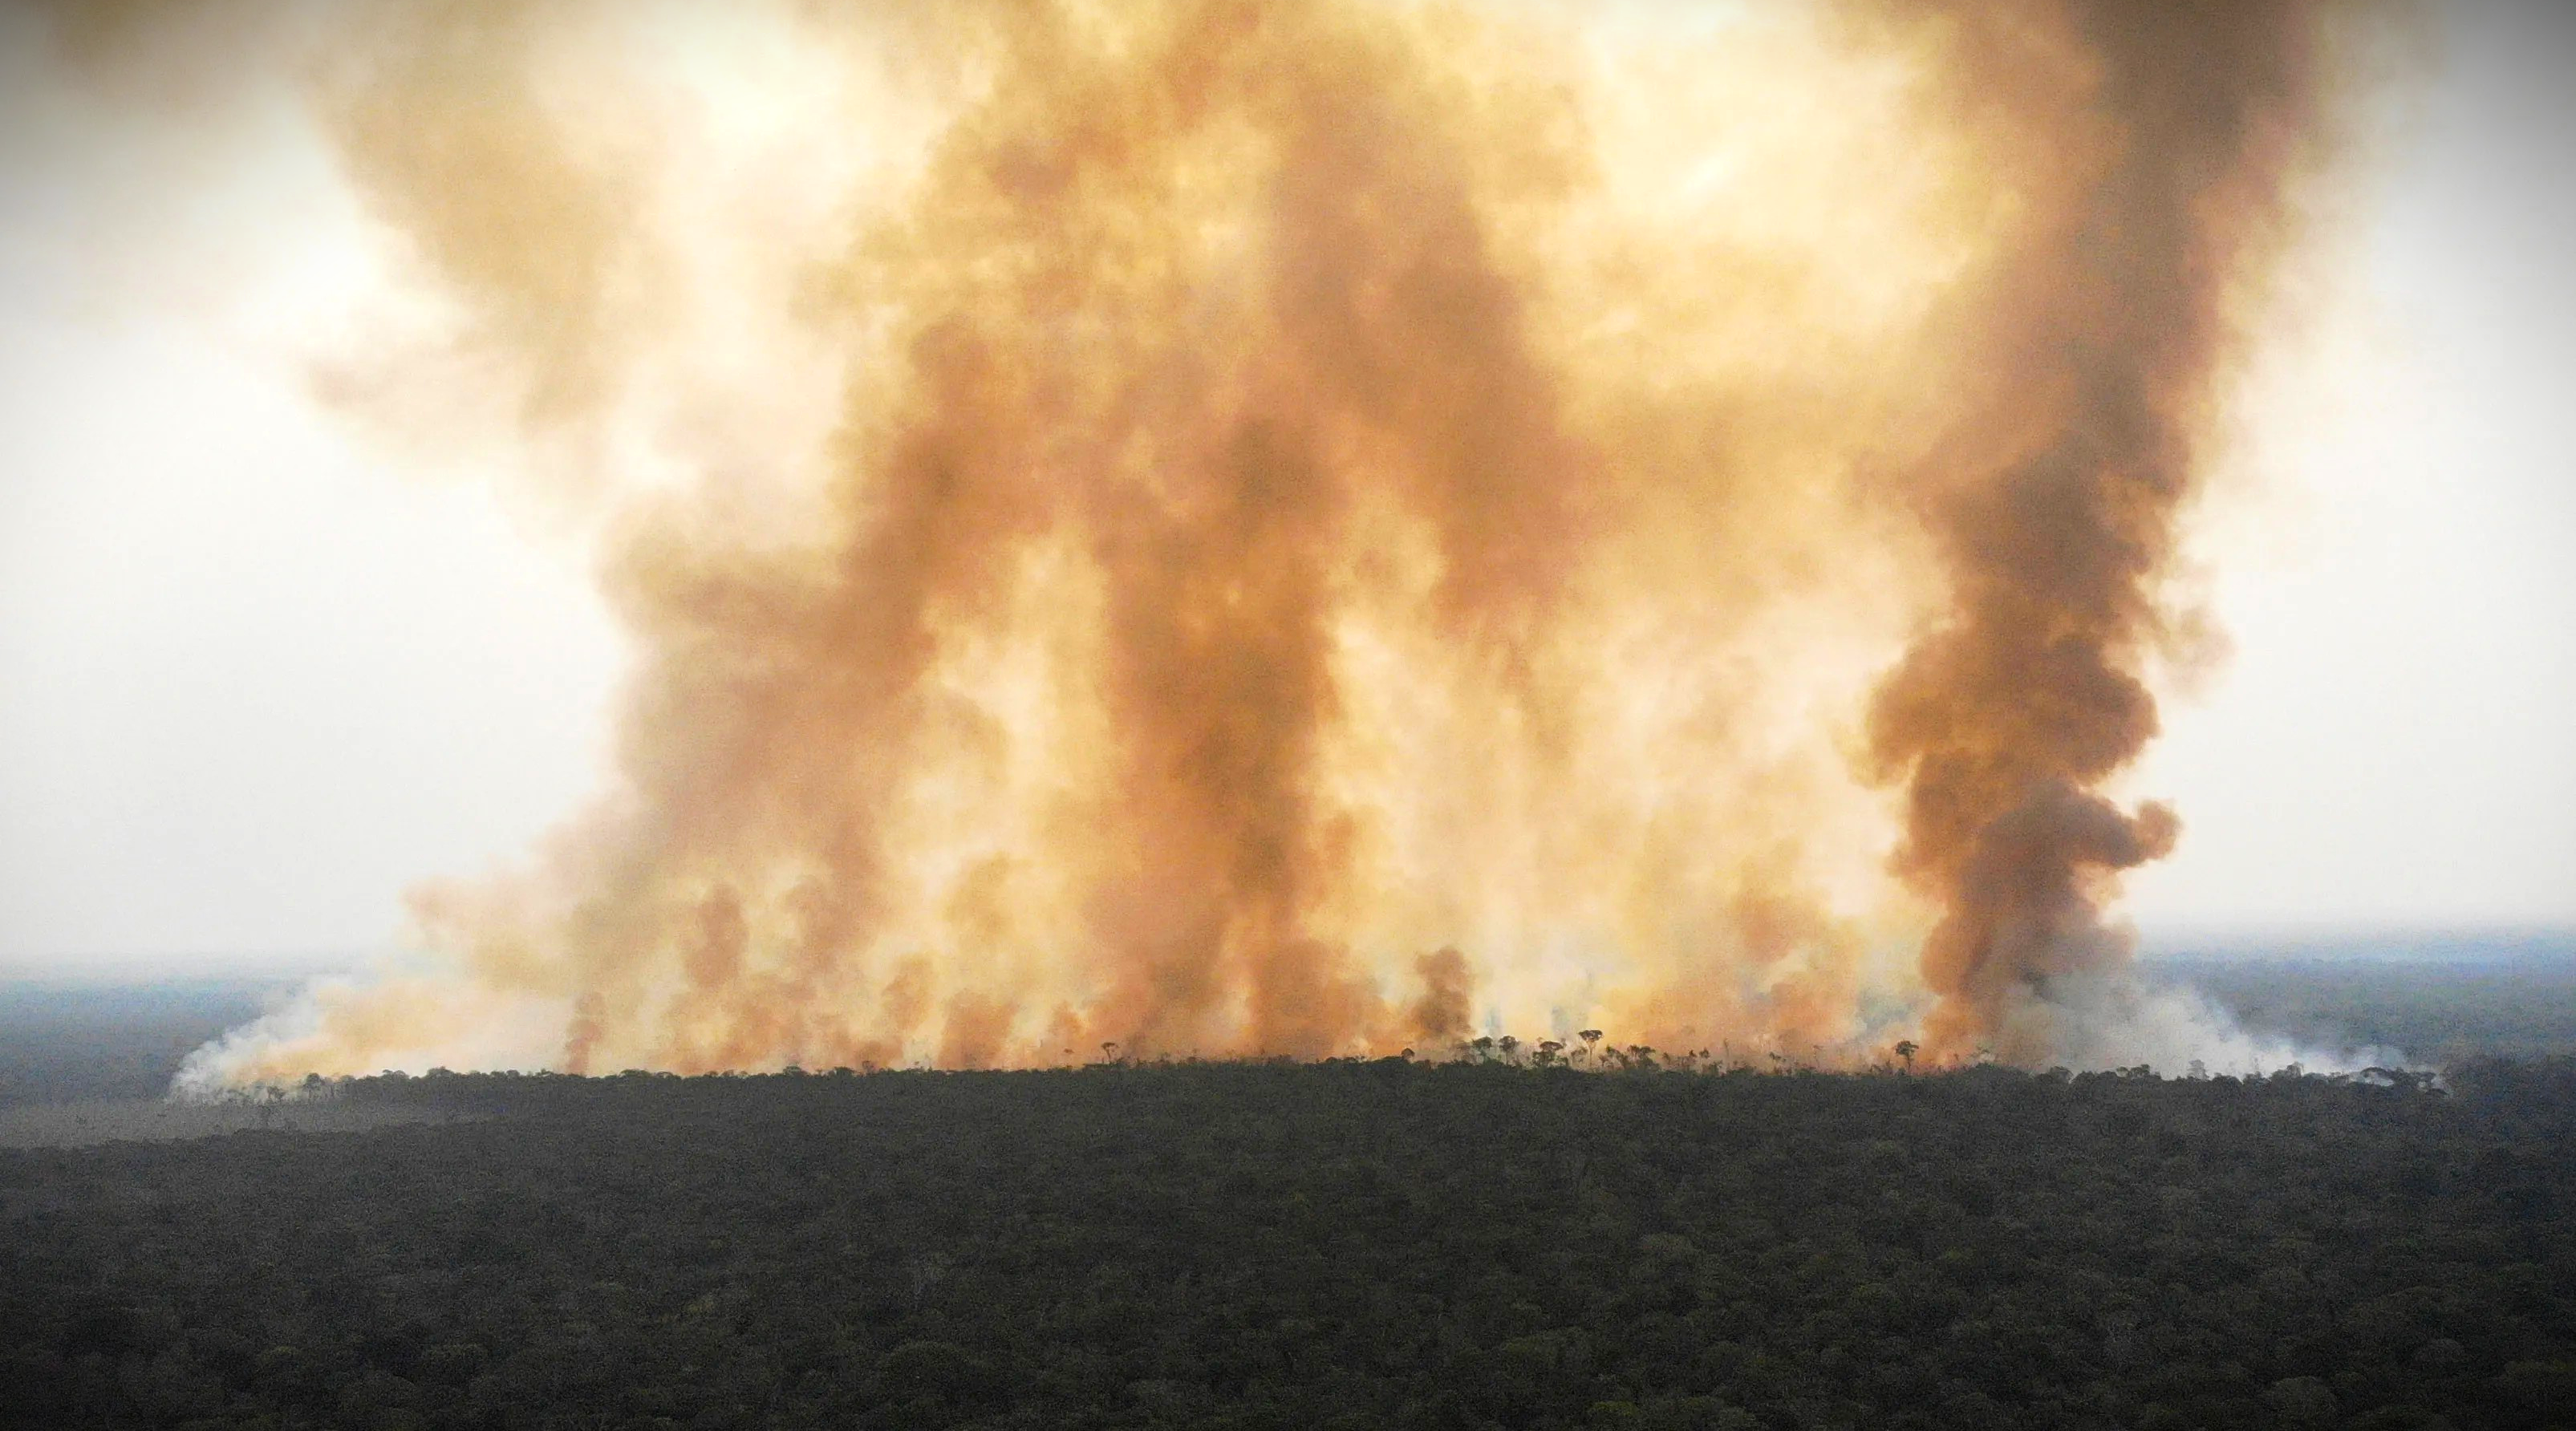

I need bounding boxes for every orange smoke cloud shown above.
[59,0,2367,1082]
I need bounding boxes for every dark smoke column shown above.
[1862,0,2334,1061]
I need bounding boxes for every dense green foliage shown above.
[5,1060,2574,1431]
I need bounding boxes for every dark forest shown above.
[6,1055,2574,1431]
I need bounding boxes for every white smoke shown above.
[2028,971,2413,1078]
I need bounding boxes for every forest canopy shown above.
[4,1057,2573,1431]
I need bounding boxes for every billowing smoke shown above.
[1857,2,2343,1063]
[39,0,2376,1082]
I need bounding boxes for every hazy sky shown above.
[1,1,2570,977]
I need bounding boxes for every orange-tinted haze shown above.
[58,0,2362,1082]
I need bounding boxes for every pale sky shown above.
[0,2,2570,977]
[2121,0,2576,934]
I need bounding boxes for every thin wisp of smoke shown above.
[41,0,2377,1084]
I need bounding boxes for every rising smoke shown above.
[38,0,2382,1083]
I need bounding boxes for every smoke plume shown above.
[43,0,2372,1082]
[1856,2,2340,1062]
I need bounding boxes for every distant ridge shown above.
[2137,925,2576,966]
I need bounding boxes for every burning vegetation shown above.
[39,0,2387,1081]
